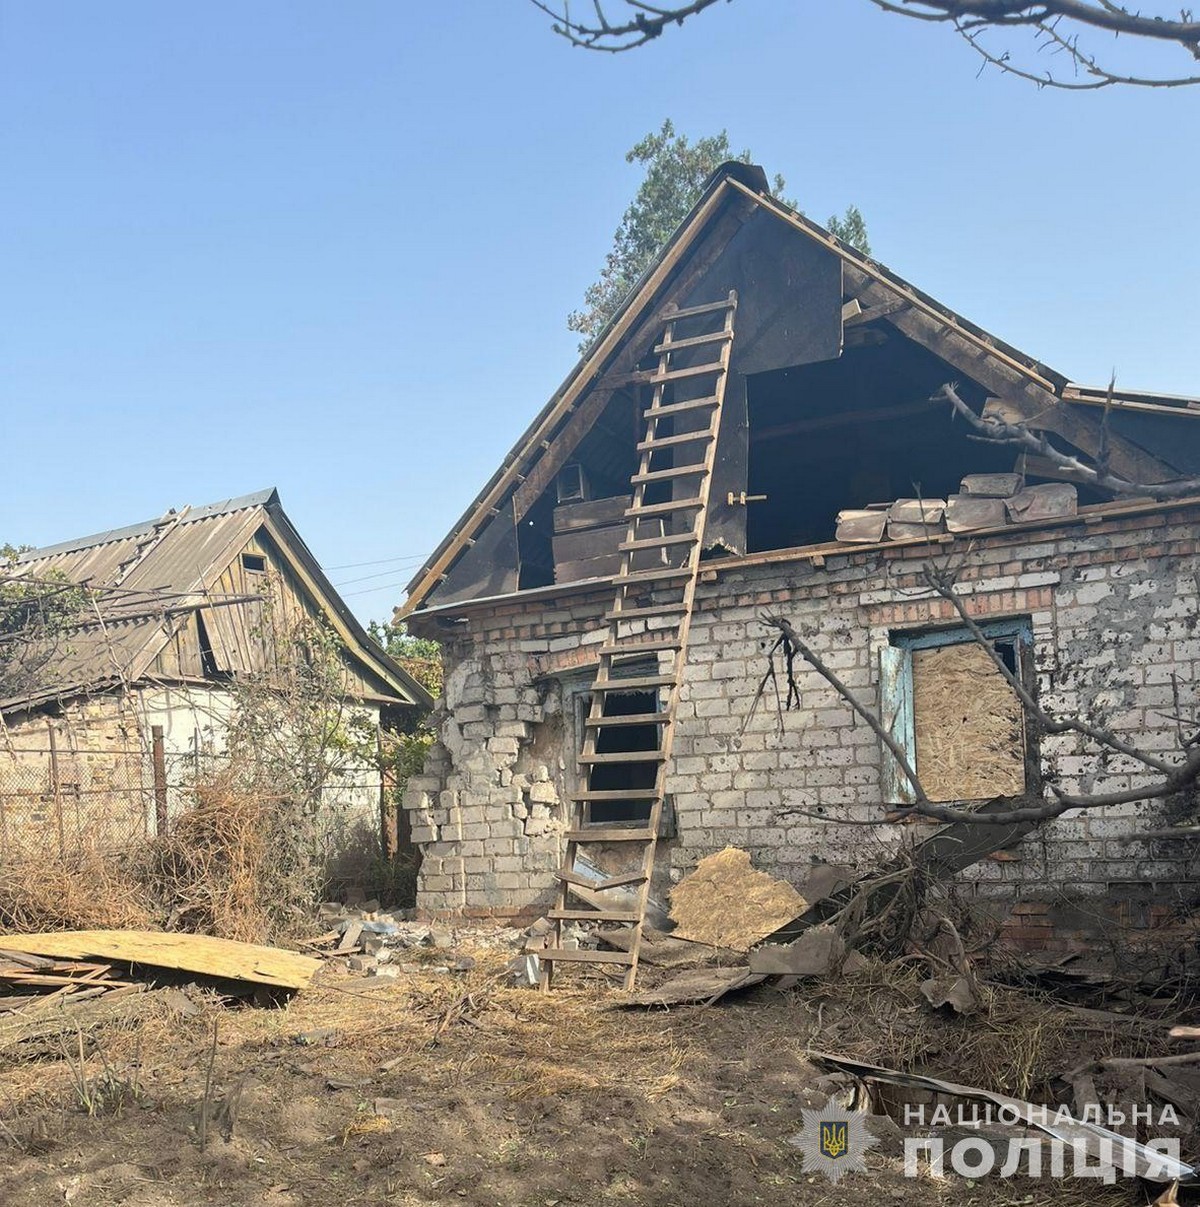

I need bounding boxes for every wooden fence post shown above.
[47,719,65,856]
[151,726,169,836]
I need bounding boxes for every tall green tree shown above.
[569,121,870,348]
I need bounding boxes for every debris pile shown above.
[836,475,1077,543]
[302,901,526,979]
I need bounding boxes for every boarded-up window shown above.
[880,622,1030,805]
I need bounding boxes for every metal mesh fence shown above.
[0,741,392,864]
[0,744,152,860]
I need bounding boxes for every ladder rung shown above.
[597,638,680,656]
[646,396,719,419]
[618,531,697,552]
[654,329,734,354]
[617,566,694,586]
[579,750,666,765]
[624,498,704,519]
[547,909,641,923]
[604,602,686,622]
[646,362,724,385]
[666,296,737,321]
[630,464,707,485]
[636,430,714,452]
[556,868,650,892]
[539,948,635,965]
[585,711,671,727]
[566,826,656,841]
[590,674,675,692]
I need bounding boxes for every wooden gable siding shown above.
[147,530,395,702]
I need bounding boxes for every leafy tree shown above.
[569,120,870,347]
[827,204,872,257]
[0,544,86,702]
[368,619,442,698]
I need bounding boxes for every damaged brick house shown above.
[399,162,1200,966]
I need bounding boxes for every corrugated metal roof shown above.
[3,489,433,714]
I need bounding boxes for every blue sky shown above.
[3,2,1197,622]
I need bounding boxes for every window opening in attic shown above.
[241,553,267,573]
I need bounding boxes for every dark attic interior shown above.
[745,333,1010,553]
[514,321,1105,590]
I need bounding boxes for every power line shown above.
[332,559,428,588]
[341,579,414,599]
[322,551,429,572]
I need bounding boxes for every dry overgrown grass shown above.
[793,956,1161,1101]
[139,767,316,944]
[0,849,151,934]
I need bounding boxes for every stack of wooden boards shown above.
[0,947,135,1014]
[0,931,320,998]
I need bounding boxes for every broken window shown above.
[880,620,1032,805]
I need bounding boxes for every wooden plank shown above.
[547,909,641,923]
[644,396,720,420]
[653,329,733,354]
[0,931,321,991]
[565,827,656,842]
[540,948,635,965]
[589,675,675,692]
[552,494,631,534]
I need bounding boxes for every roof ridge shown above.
[19,488,278,563]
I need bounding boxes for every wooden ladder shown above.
[539,290,738,992]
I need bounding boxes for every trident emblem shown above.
[819,1121,849,1160]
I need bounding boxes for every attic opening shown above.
[744,335,1022,553]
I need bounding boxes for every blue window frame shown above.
[880,619,1033,805]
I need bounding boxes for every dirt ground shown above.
[0,942,1157,1207]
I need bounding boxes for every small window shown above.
[880,620,1032,805]
[241,553,267,573]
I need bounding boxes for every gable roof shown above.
[399,162,1195,618]
[4,488,433,714]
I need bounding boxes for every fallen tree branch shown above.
[761,610,1200,824]
[938,381,1200,500]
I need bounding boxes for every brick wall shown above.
[406,506,1200,928]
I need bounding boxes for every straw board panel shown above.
[669,847,807,951]
[0,931,321,991]
[911,644,1024,801]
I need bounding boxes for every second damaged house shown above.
[398,163,1200,984]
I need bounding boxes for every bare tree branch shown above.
[760,607,1200,826]
[532,1,1200,87]
[939,381,1200,500]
